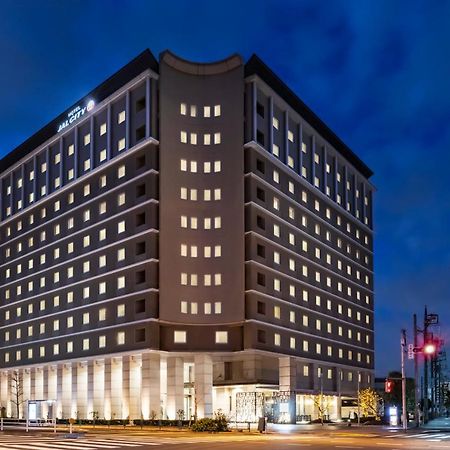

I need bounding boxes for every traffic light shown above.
[423,342,437,355]
[385,379,394,393]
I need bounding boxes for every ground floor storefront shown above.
[0,351,367,423]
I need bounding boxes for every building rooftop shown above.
[0,49,373,179]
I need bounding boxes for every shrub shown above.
[191,411,228,432]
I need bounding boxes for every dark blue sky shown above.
[1,0,449,376]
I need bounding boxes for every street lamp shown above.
[423,343,437,355]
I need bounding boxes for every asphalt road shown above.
[2,428,450,450]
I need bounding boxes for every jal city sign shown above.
[57,100,95,133]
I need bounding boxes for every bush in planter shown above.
[191,411,228,432]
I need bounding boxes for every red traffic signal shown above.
[423,342,437,355]
[385,379,394,393]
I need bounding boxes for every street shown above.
[2,428,450,450]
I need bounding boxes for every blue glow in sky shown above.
[1,0,449,375]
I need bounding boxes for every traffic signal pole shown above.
[401,329,407,432]
[413,314,420,427]
[424,306,429,423]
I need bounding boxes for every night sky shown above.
[1,0,449,377]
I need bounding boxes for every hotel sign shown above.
[57,100,95,133]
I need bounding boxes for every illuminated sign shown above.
[57,100,95,133]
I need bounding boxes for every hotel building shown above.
[0,49,374,423]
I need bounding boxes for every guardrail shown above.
[0,417,57,433]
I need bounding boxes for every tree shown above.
[10,371,24,419]
[358,387,382,418]
[310,394,331,424]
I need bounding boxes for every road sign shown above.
[408,344,414,360]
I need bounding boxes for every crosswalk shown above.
[387,431,450,442]
[0,435,153,450]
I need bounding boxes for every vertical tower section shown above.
[159,51,245,351]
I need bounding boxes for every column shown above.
[71,363,78,419]
[166,357,184,420]
[42,366,49,419]
[62,364,72,418]
[111,358,122,419]
[129,356,141,419]
[194,354,213,418]
[279,357,297,391]
[30,368,36,401]
[77,362,88,419]
[141,353,161,420]
[279,357,297,424]
[6,372,12,418]
[93,360,105,419]
[121,356,130,420]
[104,358,112,420]
[22,369,31,404]
[56,365,63,418]
[86,360,94,419]
[0,371,9,417]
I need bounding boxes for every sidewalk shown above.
[422,416,450,430]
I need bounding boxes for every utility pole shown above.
[424,306,429,423]
[413,314,420,427]
[401,329,407,432]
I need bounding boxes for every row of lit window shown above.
[270,223,371,287]
[4,304,127,341]
[262,274,371,315]
[269,148,370,224]
[180,273,222,286]
[4,332,126,362]
[180,159,221,173]
[180,103,221,118]
[3,273,130,310]
[267,236,370,287]
[180,187,221,201]
[181,244,221,258]
[269,235,368,281]
[3,164,129,238]
[174,330,227,344]
[4,218,133,281]
[180,301,222,315]
[180,131,221,145]
[264,305,370,343]
[270,169,370,243]
[180,216,221,230]
[3,146,129,217]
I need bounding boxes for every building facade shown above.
[0,49,374,423]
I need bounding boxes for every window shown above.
[174,330,186,343]
[84,133,91,146]
[214,132,221,144]
[204,134,211,145]
[100,123,107,136]
[203,106,210,117]
[215,331,228,344]
[118,110,126,124]
[272,117,279,129]
[274,333,281,346]
[117,332,125,345]
[214,105,221,116]
[118,138,126,151]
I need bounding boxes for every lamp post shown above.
[357,371,361,426]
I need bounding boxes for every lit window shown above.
[174,330,187,343]
[99,336,106,348]
[100,123,107,136]
[118,138,126,151]
[214,132,221,144]
[215,331,228,344]
[84,134,90,146]
[204,134,211,145]
[180,103,187,115]
[100,149,107,162]
[118,111,126,124]
[214,105,221,116]
[274,334,281,346]
[83,339,90,351]
[272,144,279,157]
[272,117,279,129]
[190,133,197,145]
[180,131,187,143]
[190,105,197,117]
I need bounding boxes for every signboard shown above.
[408,344,414,360]
[57,100,95,133]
